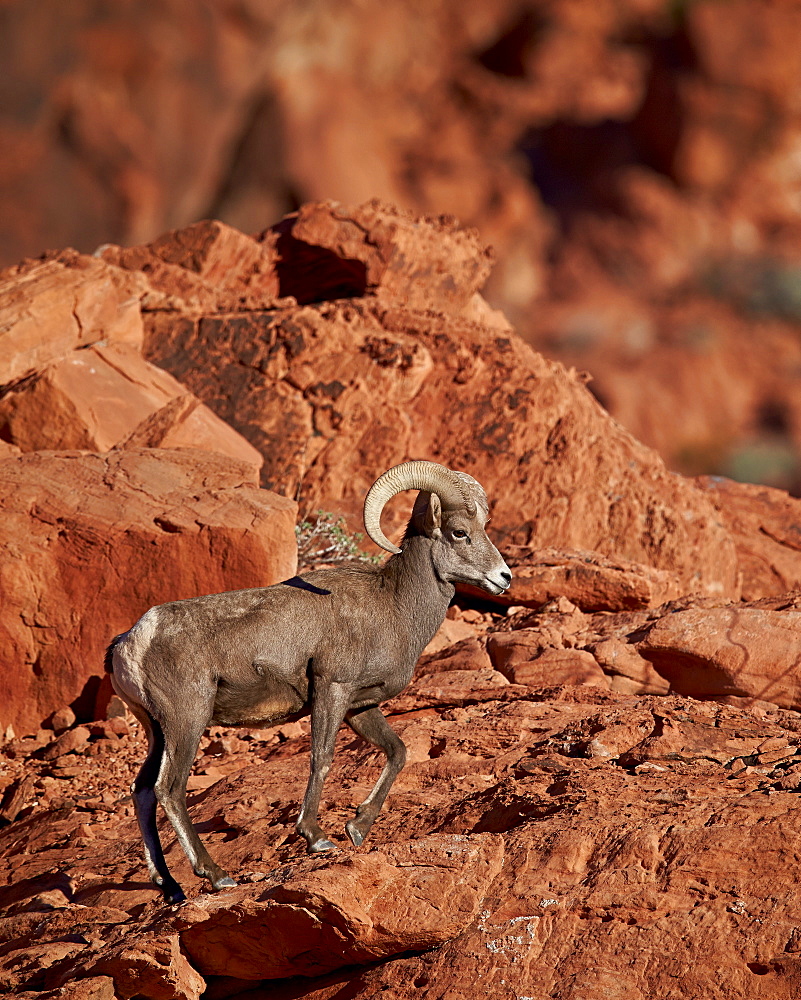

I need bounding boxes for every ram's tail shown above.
[104,636,122,674]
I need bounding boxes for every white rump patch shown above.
[110,606,161,711]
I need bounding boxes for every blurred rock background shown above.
[4,0,801,491]
[7,8,801,996]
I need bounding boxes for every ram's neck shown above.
[379,535,453,648]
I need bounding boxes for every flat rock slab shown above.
[0,448,297,734]
[0,252,147,384]
[0,341,262,469]
[639,606,801,709]
[174,835,503,981]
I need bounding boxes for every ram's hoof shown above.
[309,838,337,853]
[345,820,364,847]
[213,876,238,890]
[163,883,187,904]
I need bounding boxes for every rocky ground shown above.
[5,598,801,999]
[4,201,801,998]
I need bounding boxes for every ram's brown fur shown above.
[108,462,511,902]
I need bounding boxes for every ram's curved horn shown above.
[363,460,477,554]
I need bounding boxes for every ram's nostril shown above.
[500,569,512,586]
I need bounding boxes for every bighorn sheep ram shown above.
[107,460,511,902]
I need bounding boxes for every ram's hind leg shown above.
[128,705,187,904]
[154,710,237,893]
[344,706,407,848]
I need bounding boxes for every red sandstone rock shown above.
[539,291,801,495]
[141,201,739,601]
[0,252,147,385]
[493,590,801,708]
[85,932,205,1000]
[0,449,297,736]
[469,544,683,611]
[262,199,493,312]
[41,727,91,761]
[53,977,117,1000]
[0,775,36,824]
[404,667,512,703]
[0,0,276,264]
[588,637,670,696]
[1,12,801,998]
[99,219,281,312]
[696,476,801,600]
[3,683,801,999]
[488,633,609,688]
[0,341,263,470]
[421,616,478,655]
[175,835,504,980]
[49,706,77,735]
[418,636,493,676]
[638,605,801,710]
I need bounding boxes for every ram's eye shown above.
[452,529,469,539]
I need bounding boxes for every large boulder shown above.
[139,201,739,600]
[695,476,801,600]
[0,252,147,385]
[0,340,262,470]
[177,835,504,980]
[638,605,801,709]
[11,201,801,611]
[0,449,297,736]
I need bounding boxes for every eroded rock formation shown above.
[4,0,801,491]
[0,449,296,736]
[3,635,801,998]
[3,201,801,998]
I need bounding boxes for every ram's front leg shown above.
[296,679,351,853]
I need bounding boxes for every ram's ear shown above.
[421,493,442,536]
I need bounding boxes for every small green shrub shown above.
[295,511,382,572]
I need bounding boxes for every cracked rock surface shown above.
[4,199,801,998]
[3,660,801,998]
